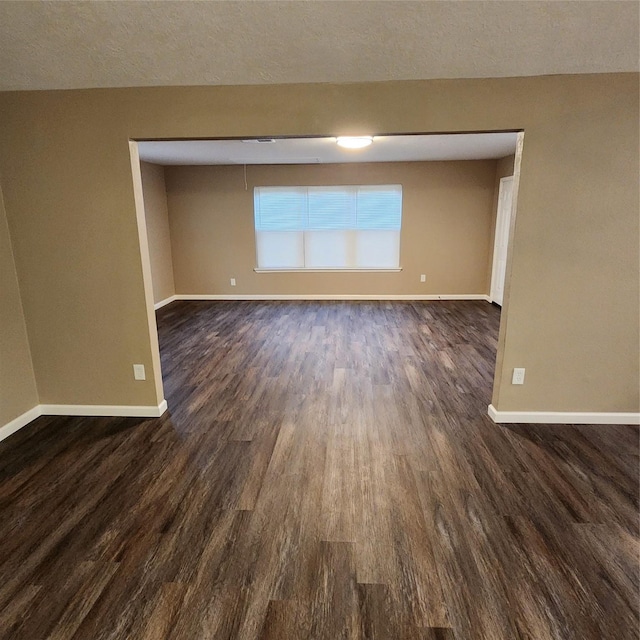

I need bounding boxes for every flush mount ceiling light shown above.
[336,136,373,149]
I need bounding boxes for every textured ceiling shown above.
[137,133,519,166]
[0,1,638,92]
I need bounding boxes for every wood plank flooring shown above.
[0,300,637,639]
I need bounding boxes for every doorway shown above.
[129,131,523,413]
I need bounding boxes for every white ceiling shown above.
[0,1,637,92]
[137,133,518,166]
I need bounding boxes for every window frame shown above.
[253,184,403,272]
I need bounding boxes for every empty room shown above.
[0,2,638,639]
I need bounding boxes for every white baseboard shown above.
[154,295,177,310]
[488,404,640,425]
[174,294,491,302]
[0,406,42,444]
[0,400,168,444]
[40,400,168,418]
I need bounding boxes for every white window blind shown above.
[254,185,402,270]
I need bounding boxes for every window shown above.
[254,185,402,270]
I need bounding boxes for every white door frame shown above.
[490,175,514,305]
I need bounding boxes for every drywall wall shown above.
[0,184,38,425]
[0,107,160,406]
[140,161,175,304]
[0,74,637,413]
[165,161,497,296]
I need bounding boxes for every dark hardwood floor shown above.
[0,300,637,639]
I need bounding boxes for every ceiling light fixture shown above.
[336,136,373,149]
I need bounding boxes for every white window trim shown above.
[254,184,403,271]
[254,268,403,273]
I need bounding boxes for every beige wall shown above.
[140,161,175,304]
[166,161,497,296]
[0,185,38,425]
[0,74,637,413]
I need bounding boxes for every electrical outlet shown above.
[420,274,426,282]
[133,364,146,381]
[512,368,525,385]
[230,278,236,286]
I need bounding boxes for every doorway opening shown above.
[129,131,524,413]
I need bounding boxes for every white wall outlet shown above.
[230,278,236,286]
[512,367,525,385]
[133,364,146,381]
[420,274,426,282]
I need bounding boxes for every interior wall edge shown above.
[0,181,39,425]
[491,133,525,410]
[129,143,166,407]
